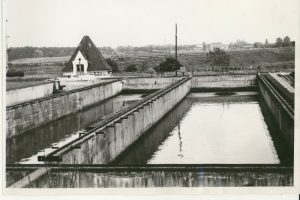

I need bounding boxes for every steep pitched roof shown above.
[63,36,111,72]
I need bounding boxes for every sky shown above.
[5,0,299,47]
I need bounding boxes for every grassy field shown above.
[10,56,70,65]
[109,47,295,72]
[6,79,51,91]
[7,47,294,84]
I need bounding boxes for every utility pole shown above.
[175,23,178,76]
[6,19,10,72]
[175,23,177,60]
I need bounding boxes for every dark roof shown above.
[63,36,111,72]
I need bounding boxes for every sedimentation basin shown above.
[6,74,294,188]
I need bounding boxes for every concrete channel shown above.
[5,74,294,188]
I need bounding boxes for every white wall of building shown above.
[72,51,88,75]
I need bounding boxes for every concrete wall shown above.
[6,82,54,106]
[122,75,256,92]
[59,79,110,91]
[7,166,292,188]
[6,80,123,138]
[257,75,294,150]
[57,78,191,164]
[32,169,292,187]
[265,73,294,106]
[123,77,182,91]
[191,75,256,90]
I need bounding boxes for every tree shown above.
[125,64,137,72]
[275,37,283,47]
[34,49,43,57]
[254,42,264,48]
[105,58,119,72]
[264,39,269,48]
[283,36,291,47]
[205,48,230,72]
[153,66,160,72]
[158,57,182,72]
[229,40,249,49]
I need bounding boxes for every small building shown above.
[62,35,112,77]
[193,44,204,52]
[207,43,229,51]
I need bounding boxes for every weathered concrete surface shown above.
[6,93,142,164]
[36,170,292,187]
[51,78,191,164]
[122,75,256,92]
[257,74,294,150]
[6,165,293,188]
[123,77,182,91]
[6,80,123,138]
[7,167,49,188]
[266,73,294,106]
[6,82,54,106]
[59,78,112,91]
[191,75,256,91]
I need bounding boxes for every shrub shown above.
[125,64,138,72]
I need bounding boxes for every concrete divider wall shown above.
[59,78,192,164]
[22,168,292,187]
[6,82,54,106]
[123,77,182,91]
[6,81,123,138]
[265,73,294,106]
[257,75,294,149]
[191,75,256,90]
[60,79,109,91]
[122,75,256,92]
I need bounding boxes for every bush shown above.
[205,48,230,71]
[125,64,138,72]
[158,57,182,72]
[153,66,160,72]
[6,70,24,77]
[105,58,119,72]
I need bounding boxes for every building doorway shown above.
[76,64,84,72]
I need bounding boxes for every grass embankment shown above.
[8,47,294,80]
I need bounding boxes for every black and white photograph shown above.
[1,0,299,194]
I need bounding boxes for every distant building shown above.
[241,44,254,49]
[62,35,112,77]
[207,43,228,51]
[193,44,204,52]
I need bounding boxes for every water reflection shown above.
[115,92,289,165]
[6,94,144,164]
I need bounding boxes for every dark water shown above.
[114,92,291,165]
[6,94,144,164]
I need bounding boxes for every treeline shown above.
[253,36,294,48]
[8,36,294,61]
[116,45,195,53]
[8,46,114,61]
